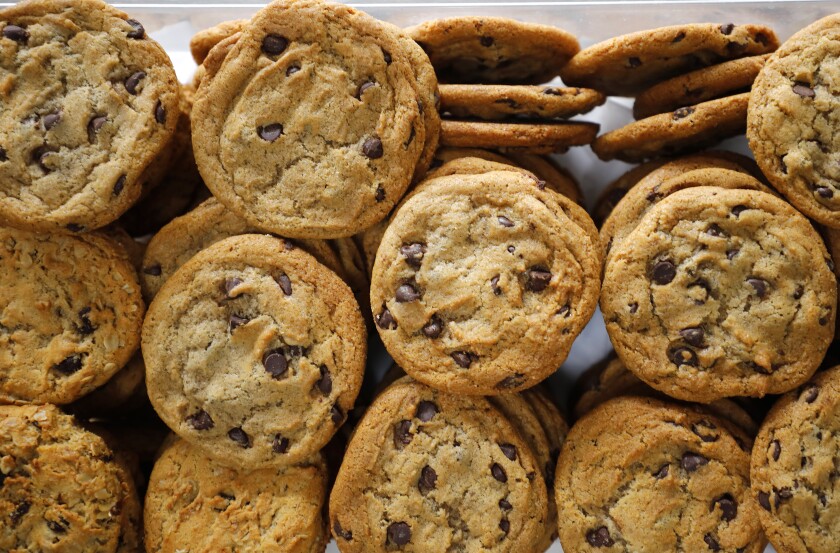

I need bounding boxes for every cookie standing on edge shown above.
[0,0,180,233]
[440,120,599,154]
[142,234,366,469]
[601,187,836,402]
[439,84,605,120]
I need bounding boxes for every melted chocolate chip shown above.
[525,267,552,292]
[681,452,708,472]
[758,491,771,511]
[498,215,514,227]
[375,307,397,330]
[668,346,697,367]
[394,420,413,448]
[706,223,725,237]
[499,443,517,461]
[499,518,510,535]
[113,175,126,196]
[143,264,162,276]
[46,519,68,533]
[262,34,288,55]
[704,533,721,551]
[451,351,474,368]
[286,64,301,76]
[652,260,676,285]
[775,487,793,507]
[490,274,502,295]
[802,384,819,403]
[362,136,383,159]
[491,463,507,483]
[680,327,705,347]
[66,223,84,232]
[673,106,695,120]
[629,302,639,314]
[0,148,6,161]
[726,249,739,260]
[792,82,815,98]
[418,465,437,494]
[396,282,420,302]
[499,498,512,511]
[712,494,737,521]
[692,420,719,442]
[747,277,769,299]
[272,434,290,453]
[186,409,214,430]
[224,277,243,297]
[382,50,392,64]
[10,501,30,525]
[317,366,332,395]
[422,316,443,338]
[672,31,686,43]
[771,440,781,461]
[125,71,146,95]
[43,111,61,130]
[87,115,107,142]
[3,24,29,43]
[331,405,344,424]
[276,273,292,296]
[816,186,834,199]
[155,101,166,124]
[415,400,438,422]
[334,520,353,540]
[228,427,251,448]
[32,146,55,172]
[258,123,283,142]
[126,19,145,39]
[628,57,642,68]
[731,205,747,217]
[400,242,426,268]
[653,464,669,479]
[496,373,526,389]
[720,23,735,34]
[356,81,375,98]
[375,186,385,202]
[262,350,288,379]
[586,526,614,547]
[53,355,82,376]
[480,35,494,47]
[77,307,96,335]
[387,522,411,546]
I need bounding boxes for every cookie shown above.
[503,153,583,205]
[190,18,249,64]
[430,147,514,168]
[601,186,836,402]
[145,437,328,552]
[192,0,426,239]
[68,353,147,419]
[329,377,548,552]
[407,17,579,84]
[142,234,366,469]
[747,14,840,228]
[0,0,180,233]
[751,366,840,553]
[0,404,124,552]
[440,120,599,154]
[424,155,542,184]
[592,93,750,162]
[555,396,764,552]
[0,226,144,404]
[560,23,778,96]
[439,84,605,120]
[140,197,344,301]
[371,171,600,395]
[634,54,770,119]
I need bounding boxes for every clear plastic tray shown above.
[29,1,836,551]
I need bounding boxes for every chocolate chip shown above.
[499,498,512,511]
[731,205,747,217]
[143,264,162,276]
[276,273,292,296]
[451,351,473,368]
[586,526,614,547]
[126,19,145,39]
[726,41,747,55]
[496,373,526,389]
[226,314,248,331]
[375,186,385,202]
[396,283,420,302]
[415,400,438,422]
[418,465,437,494]
[331,405,344,424]
[692,420,719,442]
[66,223,84,232]
[10,501,30,525]
[720,23,735,34]
[499,518,510,535]
[628,57,642,68]
[382,50,392,64]
[706,223,725,237]
[315,366,332,396]
[362,136,383,159]
[356,81,375,98]
[490,274,502,295]
[272,434,290,453]
[113,175,126,196]
[228,427,251,448]
[125,71,146,95]
[387,522,411,546]
[652,260,676,285]
[3,24,28,43]
[653,464,669,479]
[525,266,552,292]
[775,487,793,507]
[0,148,6,161]
[672,31,686,43]
[771,440,781,461]
[32,146,54,172]
[629,302,639,314]
[262,34,288,55]
[726,249,739,260]
[334,521,353,540]
[286,64,301,76]
[53,355,82,376]
[704,533,721,551]
[681,452,708,472]
[186,410,214,430]
[802,384,819,403]
[155,101,166,124]
[498,215,514,227]
[668,346,697,367]
[76,307,96,335]
[499,443,517,461]
[480,35,494,47]
[258,123,283,142]
[224,277,243,297]
[491,463,507,483]
[43,111,61,130]
[792,82,815,98]
[680,327,705,347]
[87,115,107,141]
[816,186,834,198]
[758,491,771,511]
[375,306,397,330]
[673,106,695,120]
[712,494,737,521]
[46,519,67,533]
[747,277,769,299]
[392,419,413,449]
[422,316,443,338]
[400,243,426,268]
[507,245,515,253]
[556,304,571,318]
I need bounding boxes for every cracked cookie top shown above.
[142,234,366,469]
[0,226,144,404]
[329,378,548,552]
[751,365,840,553]
[747,14,840,228]
[192,0,424,239]
[555,396,764,553]
[0,0,180,233]
[601,186,836,402]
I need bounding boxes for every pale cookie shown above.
[439,84,605,120]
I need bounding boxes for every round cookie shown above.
[634,54,769,119]
[0,404,124,552]
[142,234,366,469]
[751,366,840,553]
[190,18,249,64]
[330,378,549,552]
[440,120,599,153]
[140,197,344,301]
[145,438,328,552]
[555,396,765,553]
[0,227,144,405]
[561,23,778,96]
[439,84,605,120]
[592,93,750,162]
[601,186,836,402]
[407,17,579,84]
[747,14,840,228]
[371,171,600,395]
[0,0,180,233]
[192,0,425,238]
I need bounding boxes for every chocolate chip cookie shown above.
[371,171,600,395]
[634,54,769,119]
[555,396,764,552]
[747,14,840,228]
[0,0,180,233]
[145,437,329,552]
[601,186,836,402]
[192,0,426,238]
[439,84,605,120]
[751,365,840,553]
[407,17,579,84]
[0,404,124,552]
[592,93,750,162]
[0,226,144,405]
[561,23,778,96]
[440,120,599,154]
[142,234,366,469]
[330,377,548,552]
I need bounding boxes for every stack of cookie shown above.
[408,17,602,154]
[560,23,780,161]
